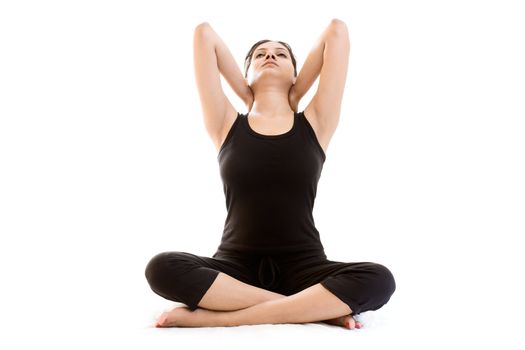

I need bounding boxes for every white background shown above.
[1,0,523,349]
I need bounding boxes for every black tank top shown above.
[216,110,327,255]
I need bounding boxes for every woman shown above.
[145,19,396,329]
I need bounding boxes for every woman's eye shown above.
[255,53,287,58]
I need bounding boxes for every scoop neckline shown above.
[244,111,297,139]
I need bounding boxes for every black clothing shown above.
[216,111,326,254]
[145,248,396,315]
[145,111,396,315]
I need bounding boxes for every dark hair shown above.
[244,39,297,78]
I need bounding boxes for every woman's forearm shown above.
[291,20,343,103]
[200,23,252,105]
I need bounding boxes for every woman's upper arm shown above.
[309,20,350,131]
[193,23,236,144]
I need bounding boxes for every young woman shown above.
[145,19,396,330]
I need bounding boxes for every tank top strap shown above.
[297,110,327,161]
[217,112,242,160]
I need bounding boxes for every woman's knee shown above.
[371,263,397,302]
[144,251,186,290]
[144,251,221,309]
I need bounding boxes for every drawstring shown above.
[258,255,281,289]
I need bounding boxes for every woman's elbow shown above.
[194,22,211,33]
[328,19,349,41]
[329,19,348,34]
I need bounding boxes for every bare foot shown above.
[153,306,363,329]
[322,314,363,330]
[154,306,221,328]
[155,306,198,327]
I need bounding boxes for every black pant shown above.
[145,247,396,315]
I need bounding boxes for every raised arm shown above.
[288,23,332,110]
[290,19,350,129]
[195,22,253,108]
[193,22,253,148]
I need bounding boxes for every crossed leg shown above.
[154,273,362,329]
[146,252,366,329]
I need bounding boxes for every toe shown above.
[347,317,355,329]
[156,312,168,327]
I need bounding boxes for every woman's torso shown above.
[215,108,328,254]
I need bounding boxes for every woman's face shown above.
[246,42,296,89]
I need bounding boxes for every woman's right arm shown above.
[196,23,253,109]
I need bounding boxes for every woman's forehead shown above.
[256,43,286,51]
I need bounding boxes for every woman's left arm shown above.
[289,19,349,124]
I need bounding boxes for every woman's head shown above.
[244,40,297,91]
